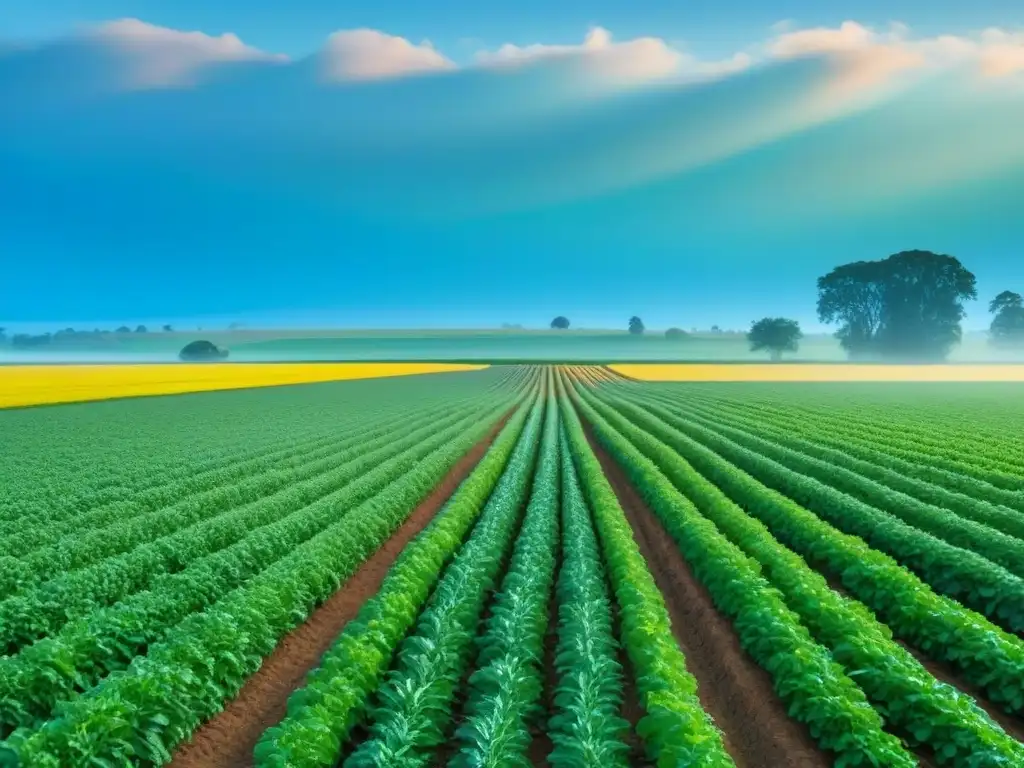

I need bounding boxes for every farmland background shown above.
[3,327,1022,364]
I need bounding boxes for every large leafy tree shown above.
[628,316,645,335]
[816,261,885,359]
[817,250,976,361]
[989,291,1024,347]
[550,316,570,330]
[748,317,802,361]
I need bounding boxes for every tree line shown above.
[0,325,176,348]
[550,250,1023,361]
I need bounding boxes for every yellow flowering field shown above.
[0,363,488,409]
[609,363,1024,382]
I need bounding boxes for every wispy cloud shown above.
[317,29,454,82]
[0,17,1022,222]
[80,18,285,88]
[474,26,690,83]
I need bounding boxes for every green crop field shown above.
[1,365,1023,767]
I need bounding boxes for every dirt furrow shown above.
[610,600,653,767]
[585,430,831,768]
[169,415,511,768]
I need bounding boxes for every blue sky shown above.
[1,3,1023,332]
[6,0,1024,59]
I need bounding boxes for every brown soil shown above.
[169,414,512,768]
[611,601,652,766]
[525,565,560,768]
[584,428,832,768]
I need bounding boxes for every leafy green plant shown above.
[343,392,548,768]
[253,389,542,768]
[649,398,1024,579]
[547,426,630,768]
[585,383,1024,716]
[555,373,735,768]
[0,395,510,656]
[565,378,915,768]
[0,372,522,557]
[612,392,1024,635]
[0,396,524,736]
[576,381,1024,765]
[450,383,561,768]
[663,392,1024,537]
[0,374,539,766]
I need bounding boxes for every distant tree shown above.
[989,291,1024,347]
[116,326,131,333]
[163,324,173,332]
[0,327,6,343]
[12,332,52,348]
[135,325,148,333]
[748,318,802,361]
[228,322,244,330]
[628,316,645,335]
[179,340,229,362]
[990,291,1023,315]
[665,327,688,339]
[710,325,721,333]
[818,250,976,361]
[550,316,571,330]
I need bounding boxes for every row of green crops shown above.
[600,388,1024,635]
[660,384,1024,489]
[0,368,525,519]
[0,373,526,589]
[547,427,630,768]
[0,391,529,736]
[0,372,539,765]
[554,373,734,767]
[673,382,1024,456]
[666,388,1024,508]
[586,381,1024,716]
[574,381,1024,766]
[343,389,547,768]
[0,374,523,554]
[565,377,916,767]
[450,386,561,768]
[0,391,522,656]
[664,393,1024,535]
[254,391,540,768]
[645,395,1024,578]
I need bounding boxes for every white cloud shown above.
[767,20,925,100]
[976,28,1024,76]
[769,20,1024,82]
[318,29,454,81]
[769,20,878,57]
[85,18,285,88]
[474,26,748,84]
[3,16,1023,110]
